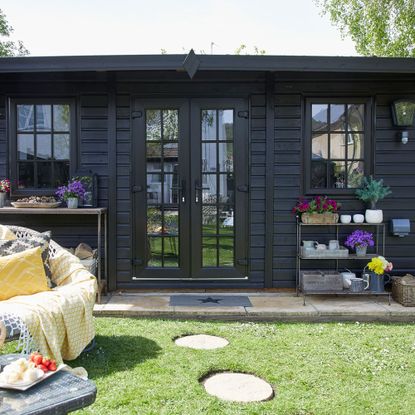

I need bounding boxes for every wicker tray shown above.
[392,274,415,306]
[11,202,61,208]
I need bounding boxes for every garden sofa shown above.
[0,225,97,364]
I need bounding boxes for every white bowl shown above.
[353,214,365,223]
[340,215,352,224]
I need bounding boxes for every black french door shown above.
[132,98,248,280]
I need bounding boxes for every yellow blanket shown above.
[0,248,97,364]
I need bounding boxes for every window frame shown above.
[304,97,373,196]
[9,97,77,197]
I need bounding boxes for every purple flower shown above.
[56,179,86,201]
[345,230,374,248]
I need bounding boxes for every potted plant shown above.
[355,176,391,223]
[0,178,10,208]
[364,256,393,292]
[344,229,374,256]
[292,196,339,224]
[56,179,86,209]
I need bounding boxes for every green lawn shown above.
[4,318,415,414]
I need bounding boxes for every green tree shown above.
[235,44,266,55]
[0,9,28,56]
[315,0,415,57]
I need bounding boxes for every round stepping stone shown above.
[174,334,229,350]
[202,372,274,402]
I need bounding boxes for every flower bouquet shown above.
[367,256,393,275]
[292,196,339,224]
[344,230,374,256]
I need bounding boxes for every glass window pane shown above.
[163,174,178,205]
[330,104,346,131]
[202,174,217,203]
[147,174,162,204]
[347,133,364,159]
[348,104,364,131]
[148,236,162,267]
[17,134,34,160]
[202,206,217,234]
[311,160,327,188]
[164,210,179,235]
[36,105,52,131]
[201,110,216,140]
[219,173,234,204]
[218,142,233,172]
[219,206,234,235]
[18,163,34,188]
[37,134,52,160]
[17,105,34,131]
[162,110,178,141]
[54,162,70,187]
[347,161,364,188]
[147,207,163,235]
[53,105,70,131]
[146,110,161,141]
[163,236,178,267]
[146,143,162,161]
[202,143,217,172]
[330,133,346,159]
[312,133,328,160]
[329,160,346,189]
[202,237,217,267]
[37,162,52,188]
[312,104,328,131]
[54,134,70,160]
[163,142,178,169]
[218,109,233,140]
[219,237,234,267]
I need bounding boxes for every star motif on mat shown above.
[198,297,222,304]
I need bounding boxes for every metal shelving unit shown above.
[296,217,390,304]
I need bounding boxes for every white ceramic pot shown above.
[340,214,352,224]
[365,209,383,224]
[67,197,79,209]
[353,214,365,223]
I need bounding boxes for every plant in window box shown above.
[0,178,10,208]
[292,196,340,224]
[355,176,391,224]
[344,229,374,256]
[56,179,86,209]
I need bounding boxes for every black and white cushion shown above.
[0,231,54,287]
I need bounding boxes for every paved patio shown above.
[94,291,415,322]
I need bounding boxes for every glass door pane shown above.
[145,109,180,268]
[200,109,235,268]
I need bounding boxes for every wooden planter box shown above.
[301,212,339,224]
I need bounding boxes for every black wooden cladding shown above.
[0,69,414,289]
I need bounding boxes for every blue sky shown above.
[2,0,357,56]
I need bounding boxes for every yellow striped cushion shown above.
[0,246,50,301]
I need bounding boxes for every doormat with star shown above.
[169,295,252,307]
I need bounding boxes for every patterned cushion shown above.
[0,246,50,301]
[0,231,54,288]
[0,225,17,240]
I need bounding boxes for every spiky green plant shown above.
[355,176,391,209]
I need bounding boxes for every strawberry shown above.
[39,364,49,373]
[49,362,57,371]
[42,357,51,367]
[33,354,43,366]
[29,352,40,362]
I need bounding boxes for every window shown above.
[11,99,75,193]
[306,99,371,193]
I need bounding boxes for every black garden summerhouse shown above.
[0,51,414,291]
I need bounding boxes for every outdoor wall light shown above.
[391,99,415,144]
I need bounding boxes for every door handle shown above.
[194,181,209,203]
